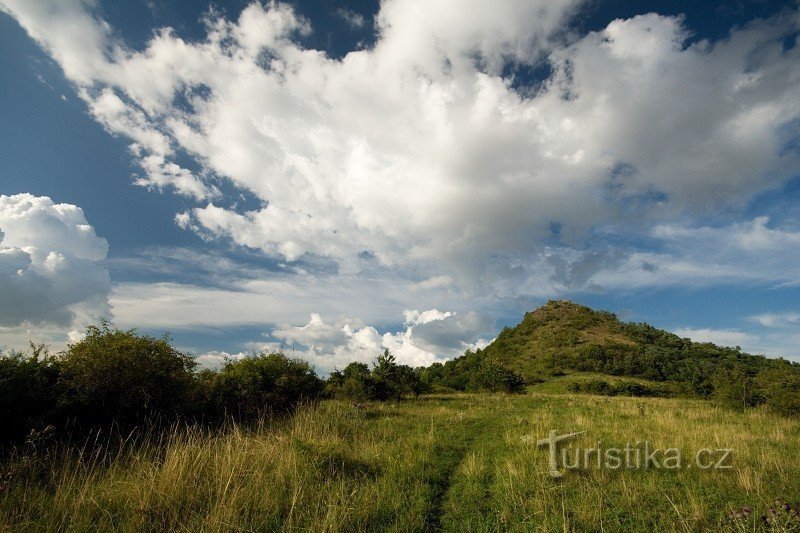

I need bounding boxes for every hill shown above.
[423,300,800,411]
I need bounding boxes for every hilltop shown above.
[481,300,642,375]
[423,300,800,408]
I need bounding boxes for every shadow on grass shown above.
[292,438,381,480]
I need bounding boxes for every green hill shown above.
[423,300,800,411]
[481,300,641,377]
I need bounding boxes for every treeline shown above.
[564,321,800,415]
[0,323,326,446]
[1,324,481,448]
[325,350,526,399]
[416,354,526,393]
[326,350,428,401]
[5,311,799,448]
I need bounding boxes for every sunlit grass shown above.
[1,393,798,531]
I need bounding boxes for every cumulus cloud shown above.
[193,349,249,369]
[268,309,494,373]
[0,194,110,343]
[3,0,798,300]
[3,0,800,368]
[673,325,800,361]
[673,327,758,349]
[750,312,800,329]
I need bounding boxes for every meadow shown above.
[2,388,799,532]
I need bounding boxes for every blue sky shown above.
[1,0,799,372]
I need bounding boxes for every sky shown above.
[1,0,799,374]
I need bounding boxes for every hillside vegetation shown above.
[424,300,800,414]
[3,300,800,452]
[3,302,800,530]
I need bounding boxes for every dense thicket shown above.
[198,353,324,420]
[0,344,59,443]
[0,324,325,447]
[57,323,197,428]
[418,355,525,393]
[1,327,444,447]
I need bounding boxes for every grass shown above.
[1,393,799,531]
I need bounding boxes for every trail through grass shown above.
[2,393,799,531]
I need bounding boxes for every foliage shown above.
[756,365,800,417]
[568,378,669,398]
[470,360,526,393]
[711,364,762,410]
[426,300,800,413]
[0,344,58,444]
[326,350,427,401]
[57,322,197,428]
[0,324,326,445]
[202,353,323,420]
[326,362,376,402]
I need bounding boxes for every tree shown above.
[372,349,402,400]
[327,362,378,402]
[711,364,760,410]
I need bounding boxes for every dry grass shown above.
[1,393,798,531]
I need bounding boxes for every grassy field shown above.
[1,391,799,532]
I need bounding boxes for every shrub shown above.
[570,379,615,396]
[0,344,58,444]
[204,353,323,420]
[57,322,196,428]
[371,350,404,401]
[326,362,377,402]
[568,379,666,397]
[470,361,525,393]
[756,367,800,417]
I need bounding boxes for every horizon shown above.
[1,0,799,373]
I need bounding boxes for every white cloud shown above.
[643,217,800,286]
[336,8,366,29]
[193,349,248,369]
[673,327,757,349]
[0,194,110,348]
[672,325,800,362]
[3,0,800,362]
[110,273,449,331]
[269,309,494,373]
[4,0,798,298]
[107,213,800,342]
[653,217,800,254]
[750,312,800,329]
